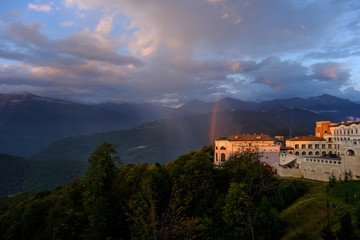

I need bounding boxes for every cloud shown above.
[27,3,52,13]
[1,0,360,105]
[311,62,350,82]
[60,21,74,27]
[3,21,50,47]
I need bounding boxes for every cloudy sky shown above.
[1,0,360,105]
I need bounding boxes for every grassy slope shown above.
[280,180,360,240]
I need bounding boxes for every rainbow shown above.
[209,97,220,144]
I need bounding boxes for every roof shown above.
[281,146,294,150]
[287,136,326,141]
[333,121,360,127]
[215,137,227,141]
[226,134,274,141]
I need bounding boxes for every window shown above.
[295,152,299,155]
[315,144,319,149]
[302,144,306,149]
[220,146,226,150]
[221,153,226,161]
[347,150,355,156]
[315,151,320,155]
[216,153,218,161]
[328,144,332,149]
[295,144,299,149]
[322,144,325,149]
[322,151,326,156]
[308,144,312,149]
[302,151,306,155]
[309,151,313,155]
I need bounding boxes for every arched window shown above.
[220,146,226,150]
[309,151,313,155]
[216,153,218,161]
[315,151,320,155]
[347,150,355,156]
[322,151,326,156]
[295,151,299,155]
[302,151,306,155]
[221,153,226,161]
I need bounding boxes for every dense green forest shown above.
[0,142,359,239]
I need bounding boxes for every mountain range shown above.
[32,108,327,164]
[0,92,140,157]
[1,92,360,158]
[1,92,360,196]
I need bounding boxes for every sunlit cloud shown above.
[27,3,52,13]
[60,21,74,27]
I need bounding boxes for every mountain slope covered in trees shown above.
[32,108,326,164]
[1,142,359,240]
[0,153,86,197]
[0,93,140,157]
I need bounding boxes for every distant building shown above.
[214,120,360,182]
[274,121,360,181]
[214,134,281,165]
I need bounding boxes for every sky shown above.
[1,0,360,106]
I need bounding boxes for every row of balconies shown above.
[294,144,333,149]
[304,158,341,165]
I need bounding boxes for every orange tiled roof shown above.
[339,121,360,126]
[226,134,274,141]
[329,121,360,127]
[287,136,326,141]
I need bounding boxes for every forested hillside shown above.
[32,108,324,164]
[1,143,359,239]
[0,153,86,197]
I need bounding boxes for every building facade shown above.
[214,134,281,165]
[275,121,360,181]
[215,121,360,182]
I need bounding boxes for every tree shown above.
[336,212,354,240]
[223,183,254,239]
[82,141,123,240]
[321,225,336,240]
[127,165,203,240]
[253,197,281,240]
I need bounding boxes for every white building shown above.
[214,134,281,165]
[275,121,360,181]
